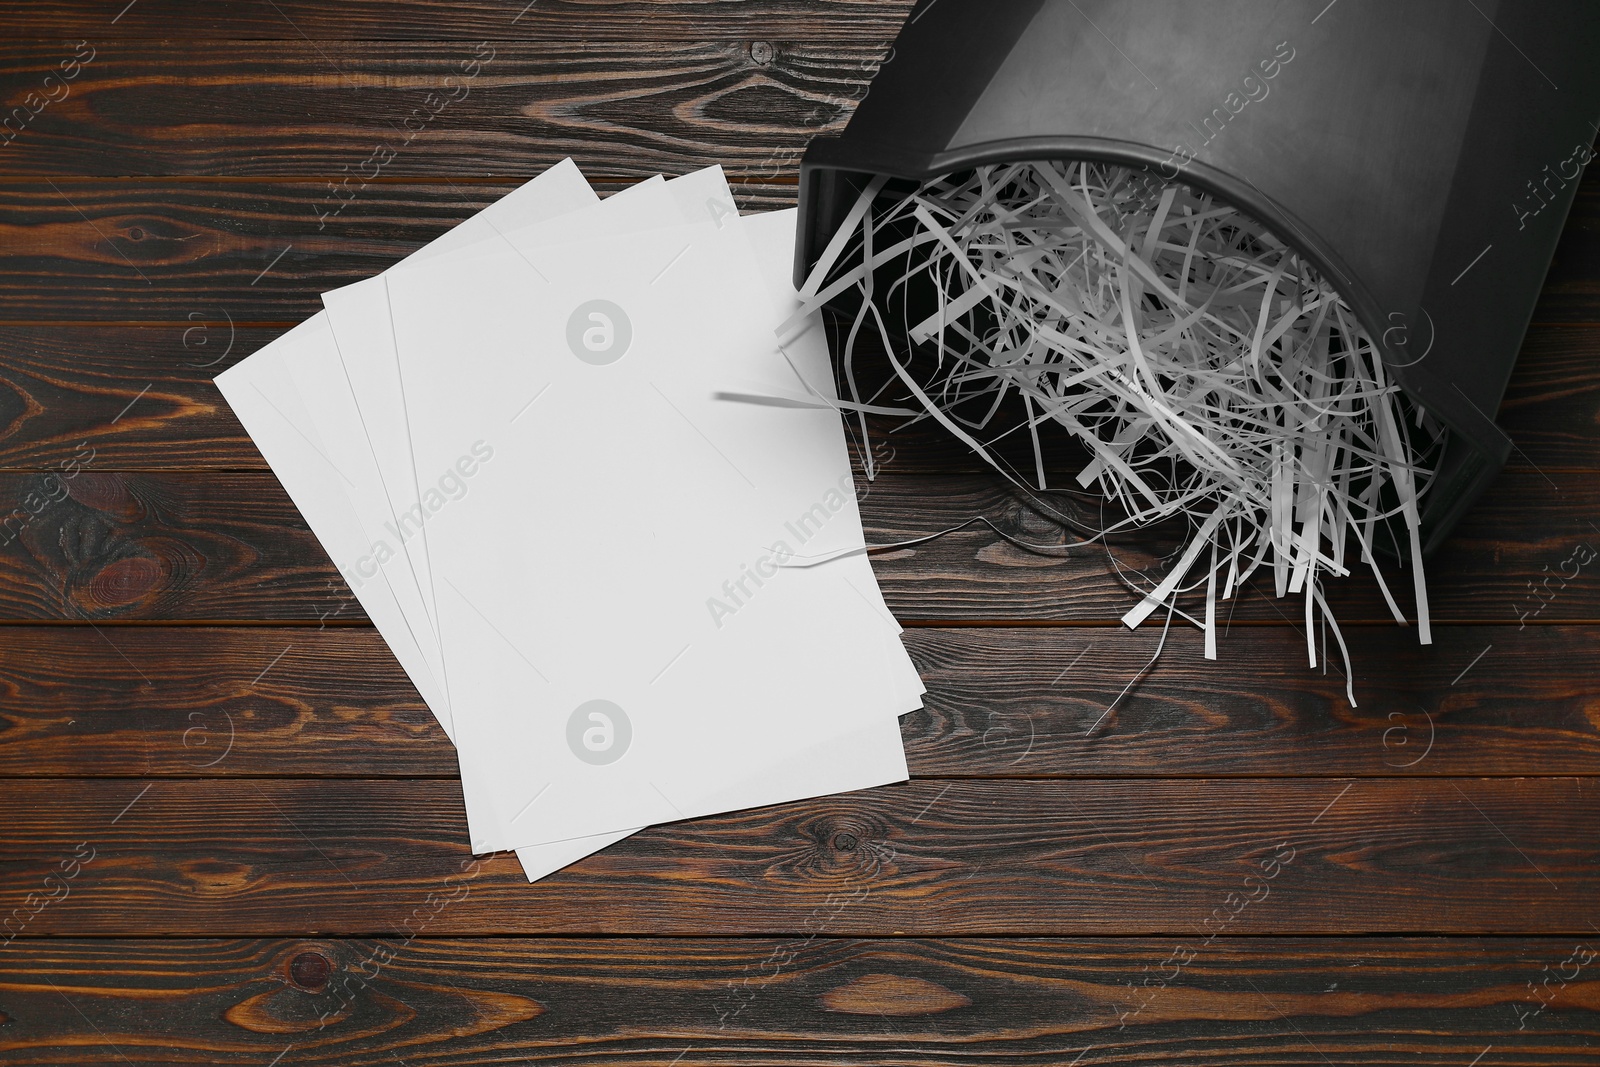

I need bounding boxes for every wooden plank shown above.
[1498,324,1600,469]
[1,318,1596,472]
[0,467,1593,623]
[0,0,917,40]
[0,40,887,178]
[863,467,1600,625]
[899,624,1600,777]
[0,937,1592,1065]
[0,776,1593,935]
[0,627,444,778]
[0,324,265,472]
[0,173,1592,323]
[1536,177,1600,324]
[0,470,331,621]
[0,180,800,323]
[1,624,1597,779]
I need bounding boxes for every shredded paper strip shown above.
[787,160,1443,705]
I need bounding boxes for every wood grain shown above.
[0,626,442,778]
[0,937,1592,1065]
[0,173,1590,323]
[862,467,1600,625]
[2,317,1599,470]
[1,0,1595,1055]
[0,0,918,40]
[0,467,1593,623]
[1539,178,1600,324]
[0,180,801,322]
[0,470,330,621]
[0,776,1593,936]
[2,624,1597,779]
[1498,323,1600,468]
[0,40,888,178]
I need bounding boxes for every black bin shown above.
[797,0,1600,553]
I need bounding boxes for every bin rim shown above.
[799,130,1514,553]
[804,132,1380,370]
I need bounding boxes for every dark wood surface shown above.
[2,2,1598,1063]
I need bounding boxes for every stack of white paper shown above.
[215,160,923,882]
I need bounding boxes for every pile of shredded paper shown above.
[787,160,1443,704]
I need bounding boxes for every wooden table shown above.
[2,3,1598,1063]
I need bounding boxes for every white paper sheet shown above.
[218,163,921,882]
[324,170,920,859]
[388,209,914,849]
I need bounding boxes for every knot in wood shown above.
[288,950,331,992]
